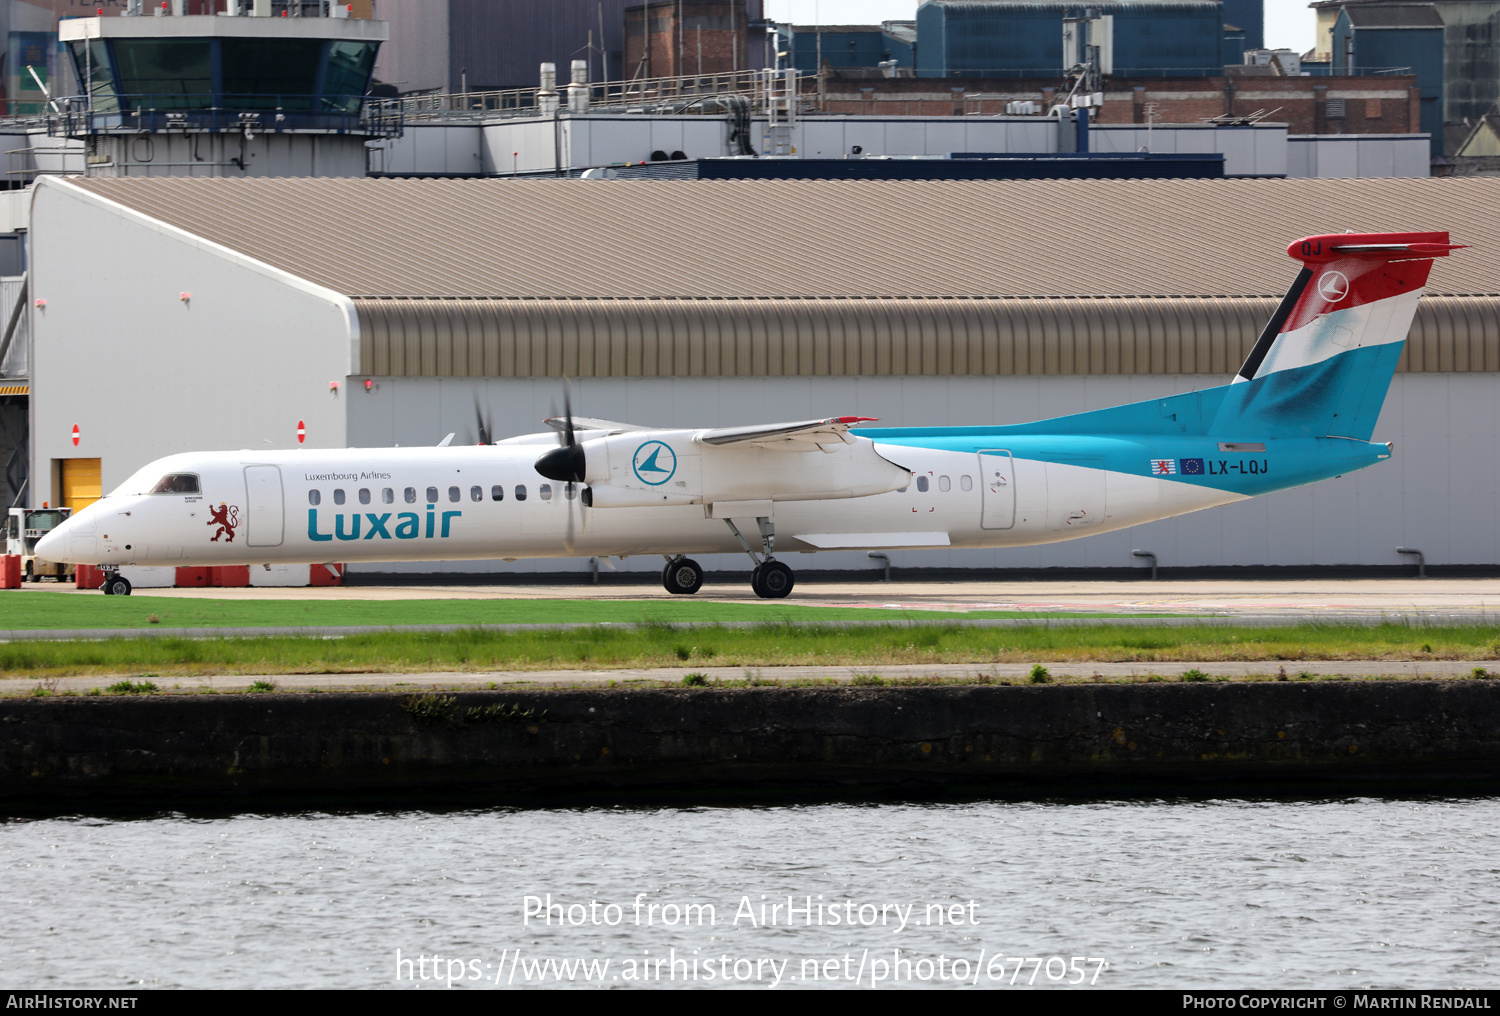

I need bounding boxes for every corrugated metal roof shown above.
[352,295,1500,377]
[63,177,1500,301]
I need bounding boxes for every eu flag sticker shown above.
[1180,458,1204,475]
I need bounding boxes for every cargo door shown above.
[244,465,284,547]
[60,458,102,512]
[978,450,1015,530]
[1045,457,1106,530]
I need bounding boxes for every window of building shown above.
[1365,98,1381,118]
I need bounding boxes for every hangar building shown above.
[26,174,1500,580]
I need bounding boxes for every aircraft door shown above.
[244,465,284,547]
[978,450,1015,530]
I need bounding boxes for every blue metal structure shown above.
[785,25,913,72]
[915,0,1225,78]
[1331,4,1443,156]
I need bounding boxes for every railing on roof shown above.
[40,95,404,139]
[399,69,822,122]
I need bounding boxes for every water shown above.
[2,798,1498,989]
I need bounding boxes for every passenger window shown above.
[333,488,346,505]
[565,482,577,501]
[358,488,371,505]
[916,476,929,493]
[470,485,482,502]
[491,485,504,501]
[939,475,951,492]
[960,475,973,492]
[515,485,528,502]
[308,489,321,506]
[540,484,553,501]
[448,486,460,503]
[426,486,438,503]
[382,488,394,504]
[149,473,200,494]
[404,487,416,503]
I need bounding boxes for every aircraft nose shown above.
[34,522,68,563]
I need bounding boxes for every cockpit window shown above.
[149,473,200,494]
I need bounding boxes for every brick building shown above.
[624,0,757,78]
[818,71,1423,136]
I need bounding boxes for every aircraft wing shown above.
[542,416,650,436]
[697,416,878,448]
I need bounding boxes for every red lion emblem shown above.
[207,503,240,543]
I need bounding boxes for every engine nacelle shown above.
[579,429,910,510]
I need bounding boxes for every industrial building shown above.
[23,175,1500,584]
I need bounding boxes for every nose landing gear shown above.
[100,569,132,596]
[723,515,795,599]
[661,556,705,595]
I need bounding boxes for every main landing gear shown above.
[100,569,132,596]
[724,516,794,599]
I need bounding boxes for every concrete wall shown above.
[1286,134,1432,179]
[381,116,1421,180]
[27,178,356,501]
[344,372,1500,576]
[84,132,369,180]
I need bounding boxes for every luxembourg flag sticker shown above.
[1150,459,1177,475]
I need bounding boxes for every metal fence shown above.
[399,69,820,122]
[41,94,403,138]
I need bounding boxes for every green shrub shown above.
[1181,669,1210,682]
[105,680,158,695]
[850,673,885,686]
[681,673,709,687]
[1029,664,1050,684]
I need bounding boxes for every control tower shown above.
[50,6,394,178]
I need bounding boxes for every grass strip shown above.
[0,591,1167,631]
[1,621,1497,680]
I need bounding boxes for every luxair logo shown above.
[307,506,461,542]
[632,440,677,486]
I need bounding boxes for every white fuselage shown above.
[41,438,1244,569]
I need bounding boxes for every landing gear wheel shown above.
[750,560,794,599]
[23,563,33,583]
[662,558,704,595]
[103,575,132,597]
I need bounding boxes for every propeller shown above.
[534,382,587,553]
[534,384,586,483]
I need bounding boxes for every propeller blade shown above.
[563,481,578,553]
[473,395,491,446]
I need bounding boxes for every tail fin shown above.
[1212,232,1463,441]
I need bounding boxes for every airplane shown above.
[35,230,1463,599]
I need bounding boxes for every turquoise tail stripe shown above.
[861,343,1401,495]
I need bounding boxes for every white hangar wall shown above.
[343,373,1500,576]
[28,179,357,503]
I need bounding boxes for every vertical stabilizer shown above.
[1213,232,1463,441]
